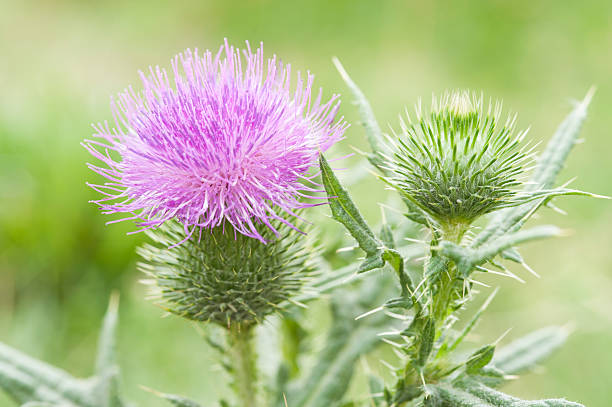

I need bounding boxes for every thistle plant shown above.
[81,40,346,407]
[326,59,603,406]
[0,43,605,407]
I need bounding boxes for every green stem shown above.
[394,222,470,405]
[432,221,468,322]
[228,324,258,407]
[432,263,457,321]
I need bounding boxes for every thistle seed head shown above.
[385,91,533,227]
[137,220,315,328]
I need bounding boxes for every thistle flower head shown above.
[138,220,314,327]
[84,40,346,242]
[385,91,532,227]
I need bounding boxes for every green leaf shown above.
[501,248,523,264]
[0,294,131,407]
[91,370,124,407]
[493,326,570,375]
[380,223,396,250]
[285,273,397,407]
[423,254,450,282]
[93,292,125,407]
[383,249,413,298]
[473,225,563,262]
[466,345,495,375]
[0,345,93,406]
[475,89,594,247]
[332,57,387,170]
[426,378,584,406]
[529,88,595,191]
[332,58,427,225]
[320,155,414,294]
[142,387,203,407]
[161,395,203,407]
[280,315,307,377]
[467,366,507,388]
[440,226,562,277]
[95,292,119,376]
[367,375,385,407]
[319,154,384,273]
[296,263,360,303]
[416,318,436,369]
[0,361,62,405]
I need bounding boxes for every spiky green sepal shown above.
[384,91,533,228]
[138,220,315,328]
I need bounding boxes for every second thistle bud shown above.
[138,220,314,328]
[385,91,532,229]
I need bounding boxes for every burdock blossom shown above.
[84,40,346,242]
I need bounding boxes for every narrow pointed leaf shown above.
[332,57,387,170]
[0,344,93,406]
[92,369,124,407]
[161,394,203,407]
[280,316,307,377]
[501,248,523,264]
[427,379,583,406]
[416,318,436,368]
[332,58,427,225]
[0,344,77,394]
[466,345,496,374]
[95,292,120,376]
[476,89,594,247]
[93,292,126,407]
[368,375,384,407]
[320,154,384,273]
[0,361,53,404]
[529,88,594,191]
[380,223,395,250]
[440,226,562,277]
[143,387,203,407]
[296,263,360,303]
[0,294,130,407]
[493,326,570,375]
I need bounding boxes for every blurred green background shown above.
[1,0,611,406]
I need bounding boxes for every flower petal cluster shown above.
[84,40,346,241]
[384,91,533,226]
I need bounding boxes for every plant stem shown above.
[432,221,468,322]
[394,222,471,405]
[228,323,258,407]
[432,262,457,321]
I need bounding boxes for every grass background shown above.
[1,0,611,405]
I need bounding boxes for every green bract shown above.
[137,220,314,327]
[385,91,532,227]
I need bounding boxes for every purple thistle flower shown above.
[84,40,347,242]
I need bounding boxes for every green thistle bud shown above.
[137,220,314,328]
[385,90,533,228]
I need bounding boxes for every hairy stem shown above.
[432,263,456,321]
[432,221,468,320]
[228,324,258,407]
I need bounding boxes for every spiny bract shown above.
[83,40,346,242]
[385,91,533,226]
[137,220,314,327]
